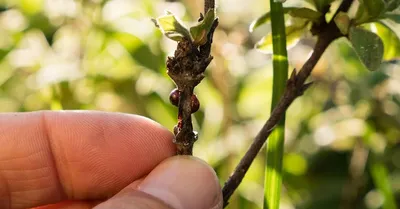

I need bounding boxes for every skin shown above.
[0,111,223,209]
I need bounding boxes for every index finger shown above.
[0,111,175,209]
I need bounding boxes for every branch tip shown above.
[221,0,354,206]
[167,0,218,155]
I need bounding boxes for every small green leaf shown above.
[364,0,386,18]
[153,11,191,42]
[355,3,371,24]
[355,0,386,24]
[249,12,273,32]
[288,7,322,21]
[334,12,351,35]
[349,27,384,71]
[249,7,320,32]
[189,9,216,46]
[256,25,304,54]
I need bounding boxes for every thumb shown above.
[94,156,223,209]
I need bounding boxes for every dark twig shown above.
[222,0,354,206]
[205,0,215,14]
[168,0,218,155]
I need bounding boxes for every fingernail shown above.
[137,156,222,209]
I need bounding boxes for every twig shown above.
[221,0,354,206]
[205,0,215,14]
[168,0,218,155]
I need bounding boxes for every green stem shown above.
[264,0,288,209]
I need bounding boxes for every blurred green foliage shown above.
[0,0,399,208]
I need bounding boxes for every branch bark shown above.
[222,0,354,206]
[205,0,215,14]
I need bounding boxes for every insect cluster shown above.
[169,88,200,113]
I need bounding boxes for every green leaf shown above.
[153,11,190,42]
[113,32,164,72]
[363,0,386,18]
[373,22,400,59]
[355,3,371,24]
[288,8,322,21]
[256,25,305,54]
[355,0,386,24]
[379,19,400,40]
[334,11,351,35]
[189,9,216,46]
[249,7,320,32]
[249,11,274,32]
[349,27,384,71]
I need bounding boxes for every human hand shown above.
[0,111,222,209]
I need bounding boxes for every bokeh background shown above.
[0,0,399,208]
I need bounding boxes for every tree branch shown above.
[205,0,215,14]
[221,0,354,206]
[168,0,218,155]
